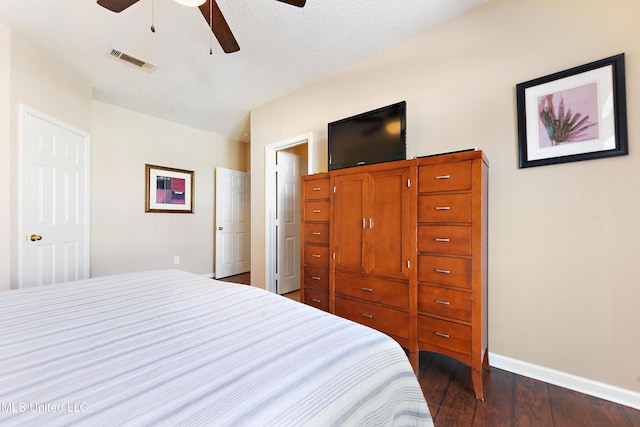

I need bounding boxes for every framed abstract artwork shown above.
[145,164,194,213]
[516,53,628,168]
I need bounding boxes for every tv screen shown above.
[328,101,406,171]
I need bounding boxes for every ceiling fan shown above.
[96,0,306,53]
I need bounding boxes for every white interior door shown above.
[22,107,90,287]
[276,151,300,294]
[265,133,313,294]
[215,167,250,279]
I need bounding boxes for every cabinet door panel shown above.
[367,167,410,280]
[333,173,368,274]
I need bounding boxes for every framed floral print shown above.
[516,53,628,168]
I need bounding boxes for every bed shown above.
[0,270,432,426]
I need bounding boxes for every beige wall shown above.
[1,26,247,288]
[0,25,10,291]
[4,28,93,290]
[91,101,247,277]
[251,0,640,393]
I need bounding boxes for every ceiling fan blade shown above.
[96,0,140,13]
[198,1,240,53]
[276,0,306,7]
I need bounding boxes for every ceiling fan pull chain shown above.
[209,0,213,54]
[150,0,156,32]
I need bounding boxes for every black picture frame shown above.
[516,53,628,168]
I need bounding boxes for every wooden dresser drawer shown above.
[303,223,329,244]
[304,178,330,200]
[418,315,471,355]
[418,193,471,223]
[335,272,408,310]
[303,267,329,291]
[418,284,471,321]
[304,201,330,222]
[418,255,471,288]
[418,161,471,193]
[303,288,329,312]
[304,245,330,267]
[418,225,471,256]
[335,296,409,339]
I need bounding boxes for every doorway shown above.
[265,133,315,294]
[275,150,302,294]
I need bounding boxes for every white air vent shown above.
[108,49,156,72]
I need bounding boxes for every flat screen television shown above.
[328,101,406,171]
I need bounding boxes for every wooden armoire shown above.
[300,150,489,400]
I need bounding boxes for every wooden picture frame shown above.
[516,53,628,168]
[145,164,194,213]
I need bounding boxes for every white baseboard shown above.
[489,352,640,410]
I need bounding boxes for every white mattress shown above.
[0,270,432,426]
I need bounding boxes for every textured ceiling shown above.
[0,0,488,142]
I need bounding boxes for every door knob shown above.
[218,226,223,230]
[30,234,43,241]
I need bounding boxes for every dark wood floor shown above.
[217,272,300,301]
[419,351,640,427]
[217,274,640,426]
[216,272,251,285]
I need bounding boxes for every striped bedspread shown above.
[0,270,432,426]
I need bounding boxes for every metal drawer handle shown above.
[312,187,322,191]
[311,276,321,280]
[435,299,451,305]
[361,313,373,319]
[435,238,450,242]
[435,175,451,180]
[435,269,451,274]
[312,254,321,258]
[312,209,321,213]
[312,298,321,303]
[361,287,373,292]
[435,331,450,338]
[312,232,321,235]
[435,206,451,210]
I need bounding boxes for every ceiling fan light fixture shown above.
[174,0,206,7]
